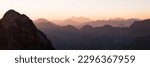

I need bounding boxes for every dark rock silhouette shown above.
[81,25,93,31]
[130,19,150,29]
[0,10,54,50]
[129,36,150,50]
[128,19,150,50]
[129,19,150,37]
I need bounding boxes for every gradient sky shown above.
[0,0,150,20]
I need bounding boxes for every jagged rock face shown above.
[0,10,55,50]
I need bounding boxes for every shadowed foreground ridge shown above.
[0,9,55,50]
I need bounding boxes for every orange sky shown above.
[0,0,150,20]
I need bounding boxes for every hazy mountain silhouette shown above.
[0,10,54,50]
[34,19,79,49]
[35,18,150,50]
[69,17,92,23]
[34,18,59,30]
[52,18,139,29]
[52,17,91,25]
[52,19,80,28]
[83,18,140,28]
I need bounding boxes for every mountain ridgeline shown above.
[52,18,139,29]
[1,10,149,50]
[0,10,55,50]
[35,18,150,50]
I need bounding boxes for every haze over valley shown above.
[34,18,150,50]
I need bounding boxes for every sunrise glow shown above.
[0,0,150,20]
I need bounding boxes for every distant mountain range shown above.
[0,9,149,50]
[0,10,54,50]
[52,16,92,26]
[83,18,140,28]
[46,18,140,28]
[34,18,150,50]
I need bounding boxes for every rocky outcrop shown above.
[0,9,54,50]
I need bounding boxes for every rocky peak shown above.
[0,10,55,50]
[1,10,36,30]
[3,9,20,19]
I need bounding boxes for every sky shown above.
[0,0,150,20]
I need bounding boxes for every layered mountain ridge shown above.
[34,18,150,50]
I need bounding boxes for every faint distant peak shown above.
[65,19,77,22]
[108,18,125,21]
[34,18,50,23]
[69,16,92,23]
[34,18,57,26]
[62,25,78,31]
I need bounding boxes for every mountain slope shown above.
[36,18,150,50]
[0,9,54,50]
